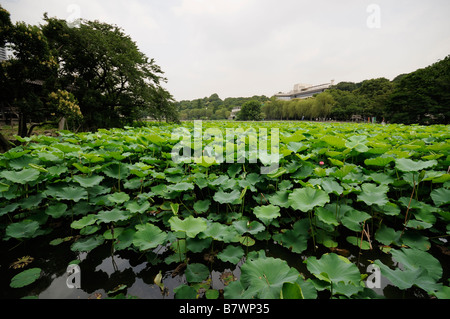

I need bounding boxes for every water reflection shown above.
[1,232,448,299]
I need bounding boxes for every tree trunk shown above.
[59,117,66,130]
[0,132,11,153]
[18,112,28,137]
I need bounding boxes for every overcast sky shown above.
[3,0,450,101]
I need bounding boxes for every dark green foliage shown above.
[236,100,262,121]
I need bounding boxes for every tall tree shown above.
[42,16,177,129]
[0,6,57,137]
[386,56,450,124]
[236,100,262,121]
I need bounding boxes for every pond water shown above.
[1,228,448,299]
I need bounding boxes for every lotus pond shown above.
[0,121,449,299]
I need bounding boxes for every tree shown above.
[236,100,262,121]
[313,92,335,119]
[0,6,58,137]
[42,16,175,129]
[386,56,450,124]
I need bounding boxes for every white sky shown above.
[3,0,450,101]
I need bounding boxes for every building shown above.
[0,46,7,61]
[275,80,335,100]
[229,107,241,120]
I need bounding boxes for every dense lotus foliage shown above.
[0,121,449,299]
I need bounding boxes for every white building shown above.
[275,80,335,100]
[0,46,7,61]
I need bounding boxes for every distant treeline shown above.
[176,55,449,125]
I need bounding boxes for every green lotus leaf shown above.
[174,284,197,299]
[167,182,195,192]
[125,200,150,214]
[239,256,300,299]
[217,245,245,264]
[0,203,19,217]
[341,209,371,232]
[169,215,207,238]
[345,135,369,152]
[239,235,255,246]
[357,183,389,206]
[193,199,211,214]
[253,205,281,225]
[364,156,395,167]
[268,190,290,208]
[375,224,401,246]
[71,235,105,252]
[281,282,304,299]
[6,220,40,239]
[55,186,88,202]
[73,175,104,188]
[213,189,241,204]
[346,236,371,250]
[321,135,346,148]
[395,158,438,172]
[10,268,42,288]
[305,253,361,285]
[201,221,240,242]
[185,263,210,283]
[315,207,340,226]
[71,214,98,229]
[232,219,265,235]
[132,223,167,251]
[272,219,310,254]
[107,192,130,204]
[205,289,219,299]
[102,163,130,179]
[45,202,68,218]
[0,169,40,184]
[378,248,443,292]
[431,187,450,206]
[115,228,136,250]
[289,187,330,212]
[53,142,81,153]
[96,208,129,224]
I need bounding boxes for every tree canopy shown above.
[0,5,178,139]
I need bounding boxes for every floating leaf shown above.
[305,253,361,286]
[6,220,40,239]
[272,219,310,254]
[431,188,450,207]
[55,186,88,202]
[71,235,104,252]
[217,245,245,264]
[289,187,330,212]
[169,216,207,238]
[45,203,68,218]
[96,208,129,224]
[395,158,438,172]
[193,200,211,214]
[0,169,40,184]
[341,209,371,232]
[71,214,98,229]
[132,223,167,251]
[239,256,300,299]
[213,189,241,204]
[174,284,197,299]
[185,263,210,283]
[253,205,281,225]
[357,183,389,206]
[73,175,104,188]
[10,268,42,288]
[107,192,130,204]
